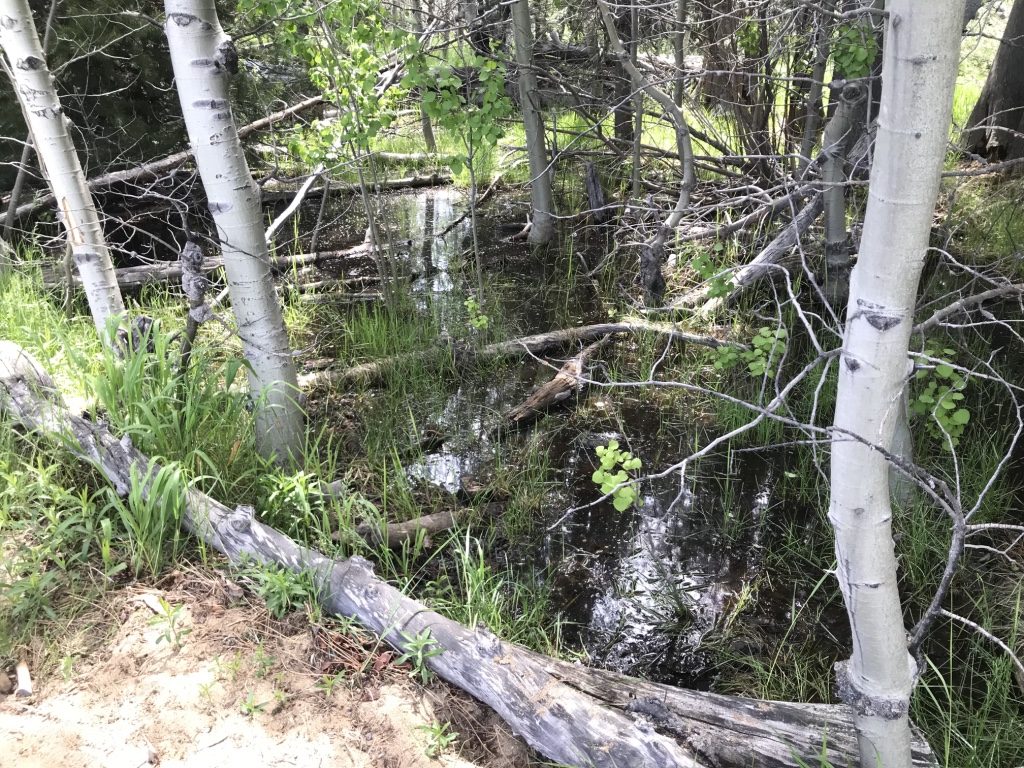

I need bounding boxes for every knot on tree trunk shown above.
[834,659,910,720]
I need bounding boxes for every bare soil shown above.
[0,571,533,768]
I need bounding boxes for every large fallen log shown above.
[6,96,325,221]
[298,321,732,389]
[0,341,938,768]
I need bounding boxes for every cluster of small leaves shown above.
[735,19,762,58]
[715,326,789,378]
[592,440,643,512]
[464,297,489,330]
[396,628,444,684]
[240,0,415,159]
[246,563,315,619]
[691,243,733,299]
[910,348,971,449]
[405,51,511,174]
[832,22,877,79]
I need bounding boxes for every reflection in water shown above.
[312,189,785,687]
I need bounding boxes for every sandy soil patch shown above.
[0,572,532,768]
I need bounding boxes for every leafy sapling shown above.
[715,326,788,378]
[464,297,490,330]
[911,347,971,449]
[592,440,643,512]
[691,242,733,299]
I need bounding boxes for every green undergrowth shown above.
[0,270,563,675]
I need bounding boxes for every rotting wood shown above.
[0,340,939,768]
[5,96,325,221]
[353,510,466,549]
[502,335,611,428]
[298,320,732,389]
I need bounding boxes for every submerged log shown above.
[503,336,611,428]
[0,341,939,768]
[299,320,731,389]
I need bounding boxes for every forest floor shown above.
[0,568,532,768]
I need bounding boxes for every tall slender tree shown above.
[164,0,304,463]
[0,0,124,339]
[511,0,555,245]
[829,2,966,766]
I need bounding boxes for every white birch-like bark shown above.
[164,0,303,463]
[511,0,554,245]
[0,0,124,338]
[830,2,965,766]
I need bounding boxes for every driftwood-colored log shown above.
[503,336,611,428]
[6,96,325,221]
[259,173,451,203]
[299,321,731,389]
[41,243,385,291]
[0,341,939,768]
[355,510,464,548]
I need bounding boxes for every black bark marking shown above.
[0,15,16,30]
[17,56,43,71]
[865,312,901,331]
[844,356,861,372]
[193,98,229,111]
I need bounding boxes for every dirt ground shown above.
[0,571,533,768]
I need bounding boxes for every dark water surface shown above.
[314,188,797,686]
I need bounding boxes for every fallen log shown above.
[259,172,451,203]
[298,320,732,389]
[355,509,465,549]
[41,243,385,291]
[0,341,939,768]
[7,96,325,221]
[502,335,611,428]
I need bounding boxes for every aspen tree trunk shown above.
[672,0,688,107]
[511,0,554,245]
[164,0,303,464]
[408,0,437,153]
[830,2,965,767]
[0,0,124,338]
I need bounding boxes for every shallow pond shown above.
[307,187,809,686]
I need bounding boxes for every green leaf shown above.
[951,409,971,425]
